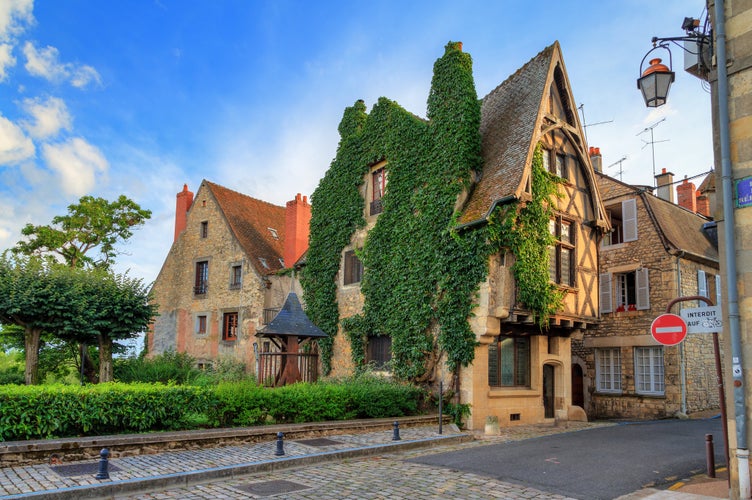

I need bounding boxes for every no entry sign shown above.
[651,313,688,346]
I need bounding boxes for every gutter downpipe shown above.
[714,0,749,496]
[676,252,687,416]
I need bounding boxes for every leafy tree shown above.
[0,255,90,384]
[0,255,157,384]
[13,195,151,270]
[86,271,157,382]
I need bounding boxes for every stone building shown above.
[572,164,721,420]
[148,181,311,373]
[305,41,609,430]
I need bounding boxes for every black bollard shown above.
[706,434,716,478]
[275,432,285,456]
[438,381,443,435]
[94,448,110,480]
[392,421,401,441]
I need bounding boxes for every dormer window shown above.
[268,227,279,240]
[370,167,387,216]
[258,257,269,269]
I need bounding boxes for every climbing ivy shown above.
[303,42,564,381]
[487,146,565,328]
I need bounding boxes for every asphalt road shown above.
[408,418,725,500]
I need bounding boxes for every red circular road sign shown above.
[651,313,688,346]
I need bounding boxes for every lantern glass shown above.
[638,70,675,108]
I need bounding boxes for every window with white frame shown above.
[604,199,637,246]
[634,346,664,395]
[600,268,649,313]
[595,348,621,393]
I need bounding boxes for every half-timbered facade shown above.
[456,42,608,429]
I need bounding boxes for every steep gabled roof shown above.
[459,41,606,228]
[460,45,556,224]
[204,181,287,275]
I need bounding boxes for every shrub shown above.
[114,351,199,384]
[0,383,210,440]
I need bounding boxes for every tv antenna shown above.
[578,103,613,144]
[637,118,669,186]
[606,156,628,181]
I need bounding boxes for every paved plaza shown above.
[0,421,725,499]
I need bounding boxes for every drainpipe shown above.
[714,0,749,496]
[676,252,687,415]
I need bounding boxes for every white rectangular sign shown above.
[680,306,723,333]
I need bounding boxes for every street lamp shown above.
[635,17,711,108]
[637,48,675,108]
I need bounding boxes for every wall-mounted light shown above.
[636,17,711,108]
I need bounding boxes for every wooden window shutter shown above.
[622,199,638,242]
[600,273,613,314]
[716,275,722,306]
[636,267,650,310]
[697,270,708,302]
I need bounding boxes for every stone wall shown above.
[581,176,721,419]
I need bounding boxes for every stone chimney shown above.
[284,193,311,268]
[589,147,602,172]
[677,177,698,213]
[174,184,194,242]
[655,168,674,203]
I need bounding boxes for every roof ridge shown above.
[204,180,286,210]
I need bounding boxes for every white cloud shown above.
[0,114,34,164]
[23,41,66,81]
[0,0,33,42]
[21,96,71,139]
[70,64,100,88]
[0,43,15,81]
[23,41,101,88]
[42,137,108,196]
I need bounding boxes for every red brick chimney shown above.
[677,177,697,213]
[174,184,194,242]
[696,191,711,217]
[284,193,311,267]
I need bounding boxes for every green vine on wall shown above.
[303,43,565,381]
[487,146,565,328]
[303,42,486,381]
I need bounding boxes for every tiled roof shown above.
[596,172,717,264]
[459,43,557,225]
[205,181,287,276]
[642,193,718,264]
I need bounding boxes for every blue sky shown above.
[0,0,713,284]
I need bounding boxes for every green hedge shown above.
[0,377,426,441]
[0,383,209,440]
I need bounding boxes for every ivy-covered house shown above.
[302,41,609,430]
[148,181,311,374]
